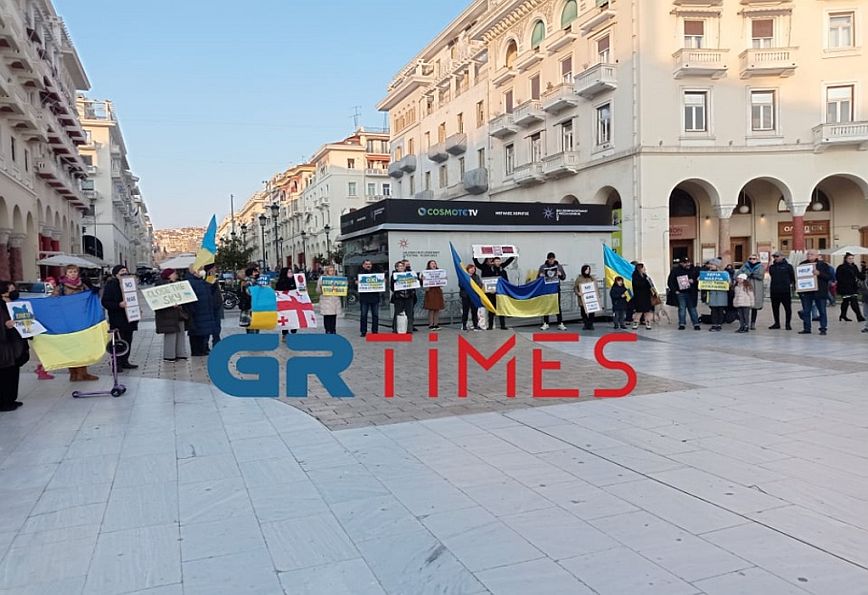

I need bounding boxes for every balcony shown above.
[399,154,417,173]
[491,65,516,87]
[673,48,728,79]
[739,48,797,78]
[812,122,868,152]
[415,190,434,200]
[445,133,467,156]
[378,61,435,111]
[575,63,617,99]
[463,167,488,195]
[513,161,546,186]
[365,168,389,176]
[515,49,544,73]
[579,8,616,35]
[545,24,579,54]
[365,194,387,204]
[489,113,518,139]
[513,100,545,127]
[388,162,404,178]
[541,82,580,114]
[427,142,448,163]
[543,151,581,178]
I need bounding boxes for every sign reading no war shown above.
[141,281,198,311]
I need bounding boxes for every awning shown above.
[36,254,103,268]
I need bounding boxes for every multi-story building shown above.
[0,0,91,281]
[270,163,314,269]
[379,0,868,284]
[77,96,152,268]
[153,226,203,259]
[217,190,267,266]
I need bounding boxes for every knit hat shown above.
[160,268,175,280]
[845,252,854,258]
[112,265,126,276]
[737,273,748,281]
[705,258,722,267]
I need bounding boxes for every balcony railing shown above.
[513,100,544,127]
[366,168,389,176]
[672,48,728,79]
[513,161,545,186]
[543,151,581,178]
[489,113,518,139]
[575,63,617,99]
[812,121,868,152]
[541,82,580,114]
[739,47,797,78]
[388,162,404,178]
[445,133,467,155]
[427,142,448,163]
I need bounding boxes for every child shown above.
[609,276,629,330]
[733,273,754,333]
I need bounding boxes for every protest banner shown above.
[141,280,198,311]
[796,263,818,292]
[294,273,308,293]
[698,271,731,291]
[472,244,518,258]
[392,271,421,290]
[421,269,448,288]
[320,276,348,297]
[120,276,142,323]
[358,273,385,293]
[578,281,602,314]
[7,301,46,339]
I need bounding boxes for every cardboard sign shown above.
[141,281,198,311]
[120,276,141,323]
[421,269,448,288]
[676,275,691,290]
[473,244,518,258]
[698,271,731,291]
[481,277,499,293]
[392,271,420,290]
[320,276,348,297]
[358,273,385,293]
[7,301,46,339]
[578,281,602,314]
[294,273,308,293]
[796,263,818,292]
[541,265,561,284]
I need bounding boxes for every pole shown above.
[259,223,266,271]
[230,194,236,235]
[272,216,279,270]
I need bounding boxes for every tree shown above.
[215,241,256,274]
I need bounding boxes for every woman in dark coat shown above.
[630,262,655,330]
[836,252,865,322]
[101,264,138,369]
[185,270,220,356]
[275,267,297,336]
[154,269,189,361]
[0,281,29,411]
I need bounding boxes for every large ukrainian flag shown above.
[450,243,495,312]
[249,285,278,330]
[603,243,634,299]
[495,277,559,317]
[29,292,109,370]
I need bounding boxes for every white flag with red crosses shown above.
[276,290,317,330]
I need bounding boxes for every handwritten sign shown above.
[141,281,198,311]
[120,276,141,323]
[421,269,448,288]
[7,301,46,339]
[796,264,817,293]
[481,277,499,293]
[320,276,348,297]
[578,281,602,314]
[392,271,420,290]
[698,271,731,292]
[358,273,385,293]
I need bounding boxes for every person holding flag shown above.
[460,263,484,332]
[538,252,567,330]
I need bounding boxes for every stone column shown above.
[0,229,11,281]
[8,234,26,282]
[789,202,809,252]
[714,207,733,266]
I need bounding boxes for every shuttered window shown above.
[752,19,774,48]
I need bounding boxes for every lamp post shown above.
[323,224,331,264]
[300,230,307,271]
[270,203,280,269]
[240,223,247,249]
[258,213,267,271]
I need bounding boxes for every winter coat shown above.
[835,262,863,296]
[0,305,29,369]
[316,277,343,316]
[705,271,730,308]
[768,260,796,296]
[460,273,484,300]
[389,271,415,302]
[101,277,139,333]
[609,284,629,311]
[474,258,514,292]
[538,261,566,284]
[798,259,834,295]
[737,261,765,309]
[185,276,221,337]
[631,271,654,312]
[154,278,186,335]
[733,283,754,308]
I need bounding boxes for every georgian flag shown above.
[276,290,317,330]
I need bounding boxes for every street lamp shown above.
[258,213,267,271]
[300,230,307,271]
[270,203,280,269]
[323,224,331,264]
[240,223,247,249]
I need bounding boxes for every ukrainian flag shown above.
[192,215,218,272]
[450,243,495,312]
[249,285,278,330]
[495,277,559,317]
[29,292,110,370]
[603,243,634,299]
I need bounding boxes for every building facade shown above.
[77,96,153,268]
[379,0,868,284]
[0,0,91,281]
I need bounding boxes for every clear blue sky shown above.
[55,0,470,229]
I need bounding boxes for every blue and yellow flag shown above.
[450,243,495,312]
[192,215,218,272]
[495,277,559,317]
[29,292,109,370]
[603,243,634,299]
[248,285,278,330]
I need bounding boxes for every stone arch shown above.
[528,17,548,50]
[813,173,868,251]
[502,38,519,69]
[667,179,719,265]
[737,176,793,212]
[592,186,623,209]
[812,173,868,199]
[0,196,8,230]
[561,194,579,204]
[12,205,23,234]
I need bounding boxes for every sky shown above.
[55,0,470,229]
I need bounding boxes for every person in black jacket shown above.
[474,256,513,330]
[101,265,138,369]
[798,250,834,335]
[356,259,381,337]
[275,267,298,336]
[835,252,865,322]
[390,261,415,333]
[630,263,655,330]
[0,281,29,411]
[666,258,700,330]
[767,251,796,330]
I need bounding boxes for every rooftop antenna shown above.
[351,105,362,130]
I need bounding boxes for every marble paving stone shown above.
[540,424,629,451]
[589,510,695,552]
[0,536,95,590]
[21,503,106,535]
[247,479,330,524]
[0,488,42,533]
[0,447,67,469]
[223,419,278,442]
[0,575,86,595]
[462,477,557,518]
[120,431,177,459]
[592,444,684,474]
[175,430,231,459]
[229,435,291,463]
[533,478,638,521]
[502,506,619,560]
[84,524,180,594]
[180,512,266,561]
[112,452,177,487]
[278,558,385,595]
[476,557,596,595]
[668,449,787,486]
[101,482,179,532]
[755,477,868,531]
[181,548,282,595]
[64,435,124,459]
[29,483,112,517]
[429,461,510,489]
[307,464,391,505]
[261,513,359,572]
[386,477,478,517]
[177,453,241,485]
[330,494,423,543]
[489,425,569,454]
[290,441,358,471]
[0,463,58,492]
[640,535,753,582]
[10,524,99,549]
[539,447,644,486]
[178,477,254,526]
[47,455,118,490]
[238,456,306,488]
[692,567,813,595]
[650,467,789,514]
[483,451,577,488]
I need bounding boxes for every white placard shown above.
[141,280,198,311]
[472,244,518,259]
[676,275,690,290]
[358,273,385,293]
[578,281,602,314]
[6,301,46,338]
[294,273,308,293]
[421,269,448,288]
[481,277,499,293]
[392,271,420,290]
[120,276,141,323]
[795,263,817,293]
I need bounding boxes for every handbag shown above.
[239,310,251,328]
[650,292,662,307]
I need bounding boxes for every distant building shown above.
[154,227,205,258]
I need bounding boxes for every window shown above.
[437,122,446,143]
[347,182,357,196]
[457,113,464,134]
[10,137,15,162]
[424,171,431,191]
[367,182,376,196]
[505,40,518,68]
[530,75,540,100]
[826,85,854,123]
[395,147,403,161]
[561,0,577,29]
[530,133,543,162]
[750,91,775,131]
[408,138,415,155]
[531,21,546,50]
[751,19,774,48]
[477,147,485,168]
[24,149,28,172]
[382,183,391,196]
[505,144,515,175]
[829,12,854,49]
[683,91,707,132]
[561,120,574,152]
[409,175,416,195]
[458,157,465,179]
[597,35,610,64]
[504,90,514,113]
[476,101,485,127]
[684,20,704,49]
[424,131,431,149]
[439,165,448,188]
[561,56,573,83]
[596,103,612,145]
[347,159,355,169]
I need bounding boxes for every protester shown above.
[422,259,445,331]
[798,249,833,335]
[239,265,260,334]
[738,254,765,330]
[768,251,796,330]
[460,263,483,331]
[704,259,729,332]
[154,268,189,361]
[538,252,567,330]
[316,264,342,334]
[666,258,701,330]
[474,257,509,330]
[0,281,28,411]
[207,264,223,348]
[733,273,754,333]
[835,252,865,322]
[275,267,298,336]
[574,265,597,331]
[357,259,380,337]
[402,260,419,332]
[609,276,629,330]
[101,265,138,369]
[630,262,656,330]
[51,264,98,380]
[186,267,221,355]
[390,261,414,333]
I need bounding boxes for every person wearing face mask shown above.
[390,260,414,333]
[0,281,29,411]
[356,259,380,337]
[101,265,139,369]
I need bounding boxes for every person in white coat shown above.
[316,265,343,334]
